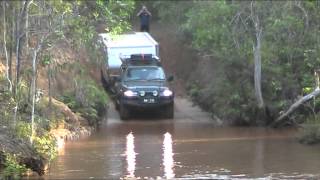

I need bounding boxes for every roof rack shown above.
[120,54,161,66]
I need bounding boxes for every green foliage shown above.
[41,54,52,66]
[187,83,200,99]
[0,79,33,127]
[299,115,320,144]
[183,1,235,55]
[64,0,135,47]
[15,122,32,140]
[155,1,320,125]
[15,121,58,161]
[33,132,58,161]
[0,74,5,88]
[59,77,108,126]
[59,93,78,110]
[153,1,195,28]
[0,90,15,127]
[15,80,29,111]
[2,152,28,179]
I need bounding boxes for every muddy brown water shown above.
[44,98,320,179]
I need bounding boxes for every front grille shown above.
[145,92,154,96]
[138,91,158,97]
[138,91,159,104]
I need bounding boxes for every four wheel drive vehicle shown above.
[98,32,174,120]
[113,54,174,120]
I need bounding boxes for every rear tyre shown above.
[119,103,130,120]
[115,100,120,110]
[163,103,174,119]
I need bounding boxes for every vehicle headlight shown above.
[139,91,146,96]
[153,90,158,96]
[162,89,173,97]
[124,90,138,97]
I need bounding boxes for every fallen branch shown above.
[271,89,320,127]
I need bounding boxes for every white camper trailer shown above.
[99,32,159,85]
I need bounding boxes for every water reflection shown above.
[45,123,320,179]
[163,132,175,179]
[125,132,136,178]
[56,137,65,155]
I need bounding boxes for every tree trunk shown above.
[15,5,20,94]
[30,35,46,144]
[26,2,29,51]
[251,1,264,109]
[253,30,264,108]
[2,1,13,92]
[15,34,22,92]
[31,49,37,143]
[9,7,14,84]
[15,0,29,93]
[48,63,52,111]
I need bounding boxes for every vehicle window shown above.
[125,67,165,81]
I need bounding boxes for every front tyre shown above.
[119,103,130,120]
[163,103,174,119]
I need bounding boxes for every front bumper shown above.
[121,96,174,109]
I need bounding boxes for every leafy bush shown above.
[0,74,6,91]
[154,1,320,126]
[59,77,108,126]
[0,91,15,127]
[15,122,58,161]
[2,152,28,179]
[33,132,58,161]
[299,116,320,145]
[0,80,30,128]
[187,83,200,99]
[15,122,32,140]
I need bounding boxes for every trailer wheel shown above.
[163,103,174,119]
[119,103,130,120]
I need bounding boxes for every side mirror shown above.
[167,75,174,82]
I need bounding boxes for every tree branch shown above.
[271,89,320,127]
[272,70,320,127]
[294,0,309,30]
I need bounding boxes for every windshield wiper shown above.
[125,78,147,82]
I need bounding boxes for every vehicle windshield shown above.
[124,67,165,81]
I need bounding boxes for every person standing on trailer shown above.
[137,5,152,32]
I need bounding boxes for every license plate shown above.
[143,98,155,103]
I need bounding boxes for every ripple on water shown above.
[178,169,320,180]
